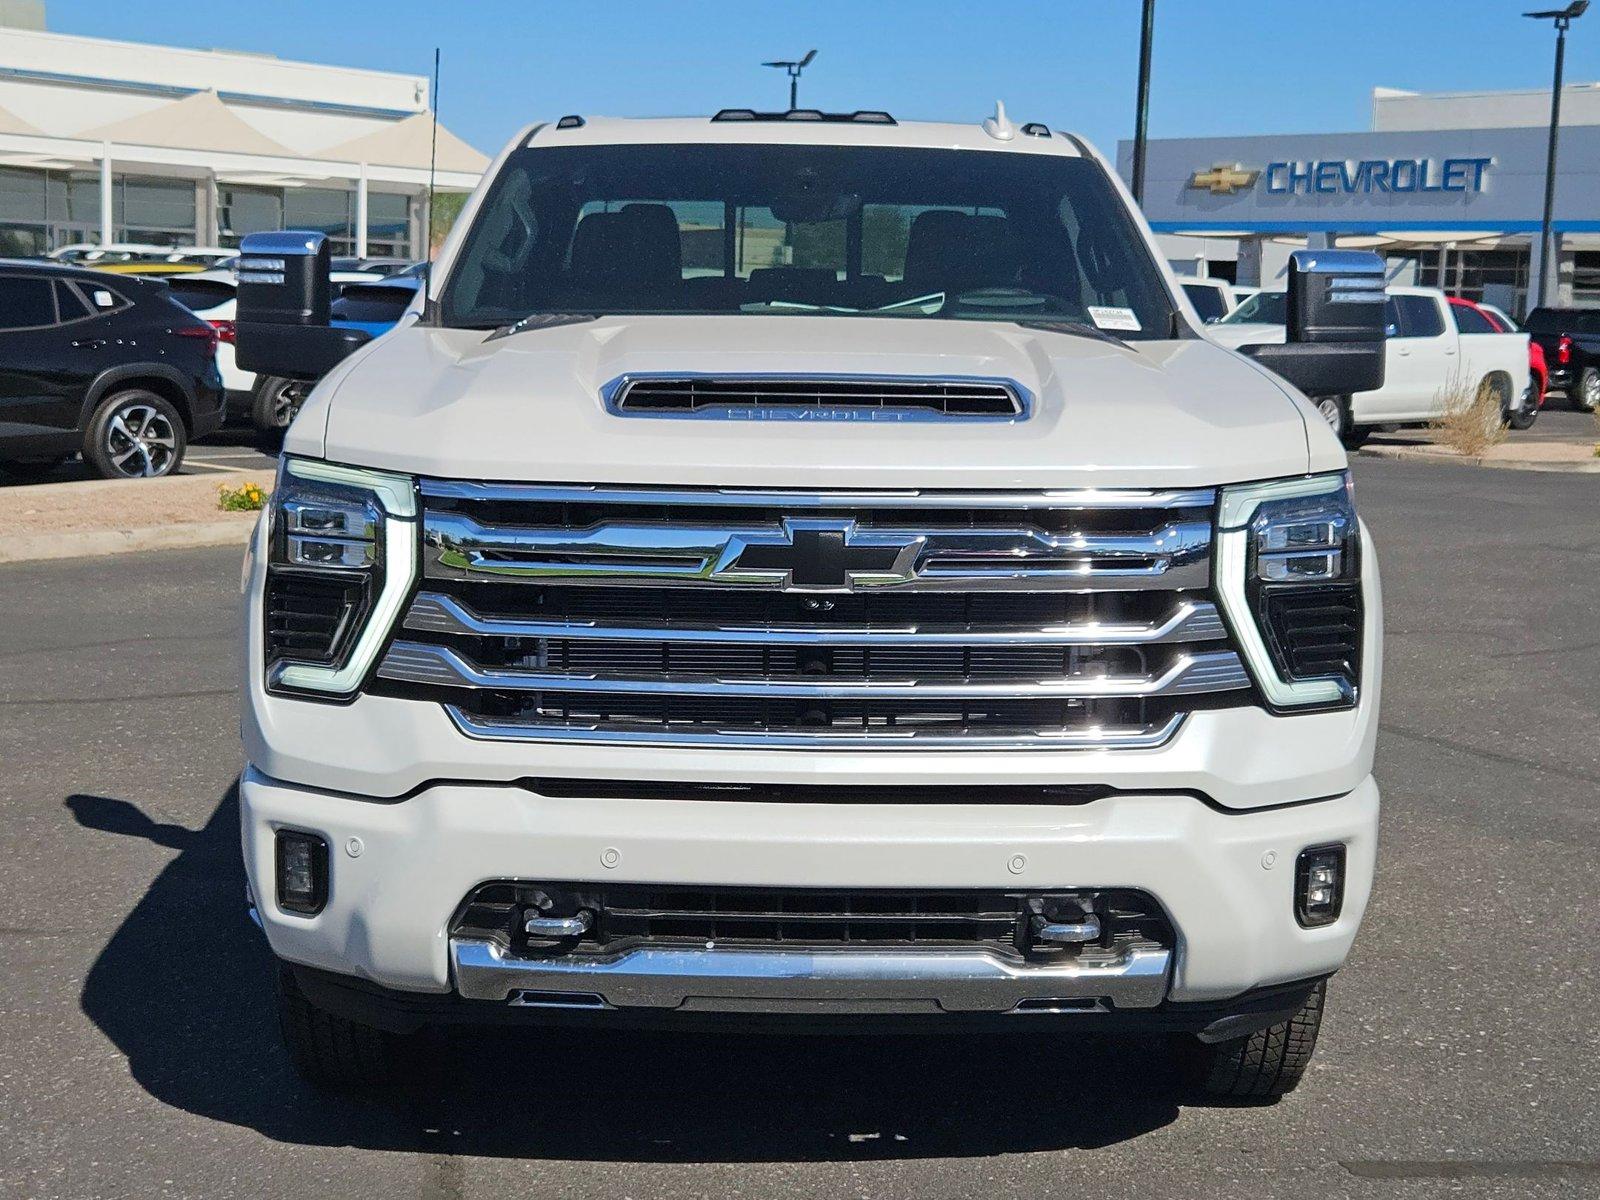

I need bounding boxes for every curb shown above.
[0,516,259,566]
[1356,443,1600,474]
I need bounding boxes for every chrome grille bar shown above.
[404,591,1229,646]
[378,641,1250,700]
[423,512,1213,591]
[445,707,1188,750]
[421,480,1218,510]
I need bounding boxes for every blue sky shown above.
[46,1,1600,158]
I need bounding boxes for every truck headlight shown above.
[264,457,417,697]
[1216,472,1362,710]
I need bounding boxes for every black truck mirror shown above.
[1241,249,1386,398]
[234,231,372,381]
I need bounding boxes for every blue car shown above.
[330,276,421,338]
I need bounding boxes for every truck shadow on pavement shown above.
[71,785,1192,1162]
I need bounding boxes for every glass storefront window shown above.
[0,166,412,256]
[1569,252,1600,307]
[45,173,101,228]
[285,187,355,250]
[366,191,410,257]
[116,176,195,240]
[0,224,48,256]
[1400,248,1531,319]
[219,186,284,248]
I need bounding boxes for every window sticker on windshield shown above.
[1088,305,1141,332]
[91,290,115,308]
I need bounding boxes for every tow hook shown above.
[1025,896,1103,950]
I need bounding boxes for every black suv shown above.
[0,261,224,479]
[1525,306,1600,412]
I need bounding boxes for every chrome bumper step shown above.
[450,938,1171,1015]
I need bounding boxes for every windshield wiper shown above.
[481,312,601,342]
[738,292,946,316]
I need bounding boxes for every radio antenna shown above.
[423,47,440,317]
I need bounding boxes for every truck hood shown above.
[294,315,1316,488]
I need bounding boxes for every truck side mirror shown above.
[234,230,372,382]
[1241,249,1386,398]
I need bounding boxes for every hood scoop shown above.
[604,374,1029,422]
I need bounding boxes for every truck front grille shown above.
[370,481,1251,748]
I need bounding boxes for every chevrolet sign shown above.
[1265,157,1492,195]
[1188,163,1260,194]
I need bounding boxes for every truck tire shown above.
[1314,396,1368,449]
[82,389,187,479]
[1186,979,1325,1100]
[275,963,401,1089]
[250,375,304,441]
[1506,378,1539,430]
[1314,396,1346,438]
[1576,367,1600,413]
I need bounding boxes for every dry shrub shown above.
[1430,369,1507,458]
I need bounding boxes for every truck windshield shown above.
[440,142,1176,337]
[1218,291,1286,325]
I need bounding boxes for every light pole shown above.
[1130,0,1157,205]
[1526,1,1588,307]
[762,49,817,111]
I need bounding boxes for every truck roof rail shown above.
[711,108,896,125]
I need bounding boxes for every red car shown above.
[1447,296,1544,428]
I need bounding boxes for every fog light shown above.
[1295,844,1345,927]
[275,830,328,916]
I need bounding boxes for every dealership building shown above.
[0,7,486,258]
[1121,83,1600,316]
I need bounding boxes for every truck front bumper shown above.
[241,767,1378,1011]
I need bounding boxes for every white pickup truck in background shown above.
[1211,285,1531,445]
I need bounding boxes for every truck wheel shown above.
[82,390,187,479]
[1314,396,1349,439]
[1507,387,1539,430]
[251,376,304,438]
[275,963,401,1089]
[1576,368,1600,413]
[1315,397,1368,449]
[1186,979,1325,1100]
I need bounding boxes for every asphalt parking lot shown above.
[1,457,1597,1199]
[0,427,278,487]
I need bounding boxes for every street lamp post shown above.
[762,49,817,111]
[1130,0,1157,205]
[1526,1,1588,307]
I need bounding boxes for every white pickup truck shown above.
[1211,285,1531,444]
[233,107,1389,1103]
